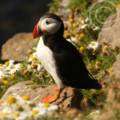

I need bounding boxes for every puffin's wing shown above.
[53,39,102,89]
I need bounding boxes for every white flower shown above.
[47,104,58,111]
[93,26,100,31]
[85,17,89,22]
[87,41,100,52]
[27,64,32,70]
[81,20,85,24]
[81,24,87,29]
[0,61,22,79]
[39,109,47,115]
[89,110,100,115]
[18,112,29,120]
[70,37,77,43]
[8,60,15,66]
[37,64,43,72]
[0,94,58,119]
[2,106,12,114]
[9,64,21,74]
[38,103,58,115]
[28,53,38,62]
[0,71,4,79]
[15,64,21,70]
[87,110,100,120]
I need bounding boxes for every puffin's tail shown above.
[87,73,102,89]
[74,73,102,89]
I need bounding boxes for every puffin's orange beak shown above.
[32,22,43,38]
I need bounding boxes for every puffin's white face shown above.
[39,17,61,34]
[33,15,62,38]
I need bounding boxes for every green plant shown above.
[49,0,60,13]
[68,0,89,11]
[87,0,117,31]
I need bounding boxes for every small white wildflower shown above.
[87,41,100,52]
[0,94,59,119]
[8,60,15,67]
[9,69,17,74]
[33,52,37,57]
[81,20,85,24]
[47,104,58,111]
[87,110,100,120]
[85,17,89,22]
[9,64,21,74]
[34,104,47,115]
[0,71,4,79]
[37,64,43,72]
[15,94,31,111]
[38,103,58,114]
[39,109,47,115]
[0,60,23,79]
[93,26,100,31]
[27,64,32,70]
[28,53,37,62]
[2,106,12,114]
[18,111,29,120]
[81,24,87,29]
[15,64,21,70]
[89,110,100,116]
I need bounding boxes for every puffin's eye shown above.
[46,20,50,24]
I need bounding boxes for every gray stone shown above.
[2,81,48,102]
[98,10,120,49]
[111,54,120,81]
[1,33,38,61]
[2,81,81,111]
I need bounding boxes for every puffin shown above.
[33,13,102,103]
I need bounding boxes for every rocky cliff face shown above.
[1,33,38,61]
[98,9,120,49]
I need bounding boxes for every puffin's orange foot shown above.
[41,85,61,103]
[41,95,59,103]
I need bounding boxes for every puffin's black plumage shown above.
[43,35,101,89]
[38,13,102,89]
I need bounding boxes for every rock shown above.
[2,81,82,113]
[111,55,120,81]
[2,81,44,101]
[1,33,38,61]
[98,9,120,49]
[104,54,120,89]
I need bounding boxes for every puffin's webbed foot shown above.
[41,85,61,103]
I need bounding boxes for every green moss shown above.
[68,0,89,11]
[96,55,116,70]
[49,0,60,13]
[87,0,117,31]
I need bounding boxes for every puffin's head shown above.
[33,13,64,38]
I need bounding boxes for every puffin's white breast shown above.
[35,37,63,88]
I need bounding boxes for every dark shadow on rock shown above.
[70,90,83,110]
